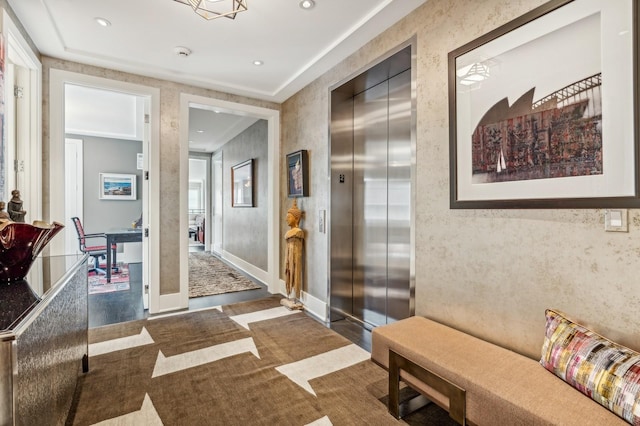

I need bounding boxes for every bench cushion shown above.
[372,316,626,425]
[541,309,640,425]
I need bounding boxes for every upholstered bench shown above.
[371,312,635,425]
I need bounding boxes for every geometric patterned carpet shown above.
[67,297,399,425]
[68,296,455,425]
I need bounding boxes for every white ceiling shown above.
[63,82,261,153]
[188,108,259,152]
[9,0,426,103]
[9,0,425,152]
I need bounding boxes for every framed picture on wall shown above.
[287,150,309,197]
[99,173,137,200]
[231,159,253,207]
[448,0,639,208]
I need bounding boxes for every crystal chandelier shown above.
[174,0,248,20]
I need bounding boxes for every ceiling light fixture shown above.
[94,17,111,27]
[253,60,263,66]
[299,0,315,10]
[173,0,248,20]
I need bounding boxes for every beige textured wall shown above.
[41,57,279,295]
[281,0,640,359]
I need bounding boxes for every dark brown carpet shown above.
[188,252,261,298]
[69,296,457,425]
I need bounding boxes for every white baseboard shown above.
[157,293,183,313]
[221,250,268,285]
[276,278,327,322]
[301,291,327,322]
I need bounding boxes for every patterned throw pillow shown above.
[540,309,640,425]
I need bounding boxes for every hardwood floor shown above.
[328,317,373,351]
[88,263,146,328]
[88,257,270,328]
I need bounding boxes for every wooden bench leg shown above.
[388,349,466,425]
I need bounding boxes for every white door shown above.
[3,16,44,291]
[212,151,223,255]
[64,139,83,254]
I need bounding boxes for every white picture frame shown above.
[449,0,638,208]
[99,173,137,200]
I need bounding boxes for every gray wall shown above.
[221,120,268,270]
[67,134,142,235]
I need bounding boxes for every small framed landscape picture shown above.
[99,173,137,200]
[287,150,309,198]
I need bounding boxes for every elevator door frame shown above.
[328,40,416,328]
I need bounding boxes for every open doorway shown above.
[64,84,148,327]
[188,156,208,253]
[49,69,160,324]
[180,94,280,309]
[186,107,266,301]
[3,10,43,293]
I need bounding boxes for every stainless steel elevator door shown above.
[329,91,355,317]
[353,80,389,326]
[330,68,412,328]
[386,70,412,323]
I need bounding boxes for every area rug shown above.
[188,252,261,298]
[88,265,130,295]
[69,296,455,425]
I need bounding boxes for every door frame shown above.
[48,69,161,312]
[179,94,280,305]
[188,154,211,250]
[3,10,43,291]
[2,9,42,223]
[211,150,223,255]
[328,39,417,324]
[64,138,83,254]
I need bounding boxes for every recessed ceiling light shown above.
[94,17,111,27]
[253,60,264,66]
[196,130,204,133]
[299,0,315,10]
[174,46,192,57]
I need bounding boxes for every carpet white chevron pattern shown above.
[70,296,454,425]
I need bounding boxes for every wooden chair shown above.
[71,217,117,275]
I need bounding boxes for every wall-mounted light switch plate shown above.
[604,209,628,232]
[319,209,326,233]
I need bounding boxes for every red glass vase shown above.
[0,221,64,330]
[0,221,64,282]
